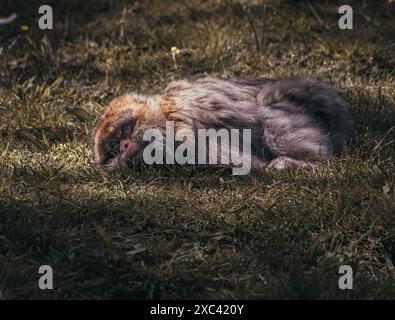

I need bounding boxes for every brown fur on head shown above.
[91,94,167,169]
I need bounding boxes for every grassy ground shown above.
[0,0,394,299]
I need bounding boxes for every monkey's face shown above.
[91,95,158,169]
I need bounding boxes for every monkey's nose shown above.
[120,141,129,152]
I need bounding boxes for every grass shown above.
[0,0,394,299]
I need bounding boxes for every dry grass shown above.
[0,0,394,299]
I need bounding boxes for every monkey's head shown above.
[91,94,167,169]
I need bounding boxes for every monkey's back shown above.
[162,76,353,160]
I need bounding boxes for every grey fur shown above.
[161,76,353,167]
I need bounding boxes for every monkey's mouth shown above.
[100,151,119,168]
[101,153,127,169]
[102,143,142,169]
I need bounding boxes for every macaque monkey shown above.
[90,76,353,170]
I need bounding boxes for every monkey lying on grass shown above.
[91,76,353,173]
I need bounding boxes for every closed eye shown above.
[120,123,134,138]
[110,140,118,150]
[103,139,120,163]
